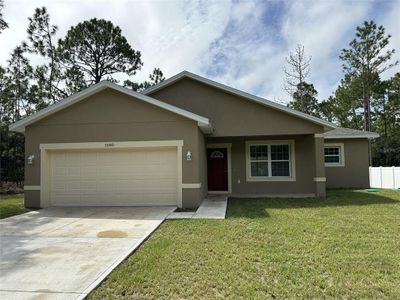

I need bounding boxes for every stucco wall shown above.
[149,78,325,136]
[24,88,202,208]
[206,135,317,196]
[325,138,370,188]
[198,128,208,200]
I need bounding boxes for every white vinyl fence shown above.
[369,167,400,189]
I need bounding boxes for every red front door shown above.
[207,148,228,191]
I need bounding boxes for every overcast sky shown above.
[0,0,399,103]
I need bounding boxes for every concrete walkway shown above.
[167,195,227,219]
[0,206,174,300]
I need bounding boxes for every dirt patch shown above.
[174,207,196,213]
[97,230,128,238]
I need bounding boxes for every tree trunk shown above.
[362,79,373,166]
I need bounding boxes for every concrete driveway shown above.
[0,206,174,300]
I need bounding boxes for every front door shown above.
[207,148,228,192]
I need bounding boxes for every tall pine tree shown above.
[24,7,64,103]
[58,18,143,84]
[340,20,398,132]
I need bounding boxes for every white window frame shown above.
[245,140,296,182]
[324,143,345,167]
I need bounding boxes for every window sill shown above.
[325,163,345,167]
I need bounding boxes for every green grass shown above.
[0,194,31,219]
[89,190,400,299]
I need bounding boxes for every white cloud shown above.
[0,0,398,103]
[380,0,400,80]
[133,0,232,79]
[0,0,232,82]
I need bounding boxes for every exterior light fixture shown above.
[186,151,192,161]
[27,155,35,165]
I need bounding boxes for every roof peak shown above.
[9,80,212,134]
[143,71,337,131]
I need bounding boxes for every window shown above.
[270,145,290,176]
[324,147,340,163]
[250,145,269,176]
[246,141,295,181]
[324,144,345,167]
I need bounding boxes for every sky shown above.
[0,0,399,103]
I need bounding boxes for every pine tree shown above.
[288,82,319,117]
[340,20,398,132]
[24,7,63,103]
[372,73,400,166]
[5,47,34,122]
[58,18,143,84]
[124,68,165,91]
[0,0,8,33]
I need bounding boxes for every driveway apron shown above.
[0,206,174,300]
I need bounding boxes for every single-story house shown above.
[10,71,379,209]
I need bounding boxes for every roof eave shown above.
[325,134,380,139]
[198,121,213,134]
[8,125,25,133]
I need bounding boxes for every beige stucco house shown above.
[10,71,379,209]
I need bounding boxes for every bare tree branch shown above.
[283,44,311,97]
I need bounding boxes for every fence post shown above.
[393,166,396,189]
[380,166,383,188]
[369,166,371,188]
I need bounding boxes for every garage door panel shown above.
[81,166,98,177]
[49,148,178,206]
[80,152,99,163]
[80,180,97,190]
[64,181,82,190]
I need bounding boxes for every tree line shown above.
[0,4,165,186]
[285,21,399,167]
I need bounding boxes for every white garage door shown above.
[49,148,178,206]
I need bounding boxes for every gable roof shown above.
[143,71,337,131]
[324,127,379,139]
[9,81,213,134]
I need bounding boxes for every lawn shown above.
[0,194,31,219]
[89,189,400,299]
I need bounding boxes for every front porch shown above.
[203,134,326,198]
